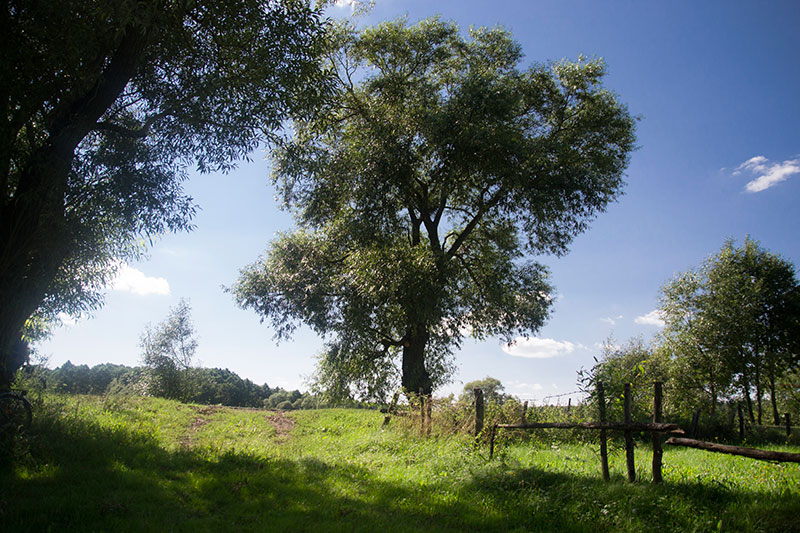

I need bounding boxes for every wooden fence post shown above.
[624,383,636,482]
[738,402,745,441]
[597,381,610,481]
[786,413,792,437]
[474,388,485,439]
[382,391,400,427]
[426,394,432,436]
[567,397,572,415]
[522,401,528,424]
[652,382,663,483]
[419,388,425,434]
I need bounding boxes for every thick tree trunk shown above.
[0,23,151,385]
[401,324,432,396]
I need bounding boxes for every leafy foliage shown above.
[234,17,636,396]
[659,238,800,424]
[0,0,328,383]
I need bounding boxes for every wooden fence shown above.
[487,381,800,483]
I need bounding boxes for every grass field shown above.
[1,395,798,532]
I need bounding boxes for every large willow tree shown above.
[0,0,326,385]
[233,18,636,398]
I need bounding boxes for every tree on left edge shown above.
[0,0,329,386]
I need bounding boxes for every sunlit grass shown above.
[1,394,798,532]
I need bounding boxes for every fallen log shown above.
[665,437,800,463]
[496,421,684,433]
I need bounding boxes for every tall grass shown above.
[1,394,798,532]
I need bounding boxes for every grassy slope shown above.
[1,395,799,532]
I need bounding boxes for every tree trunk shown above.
[755,359,763,426]
[709,374,717,416]
[768,364,780,426]
[742,369,755,423]
[401,324,432,395]
[0,23,151,385]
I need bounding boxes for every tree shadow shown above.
[1,411,798,532]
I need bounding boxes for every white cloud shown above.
[635,310,665,327]
[332,0,360,9]
[599,314,623,326]
[506,380,544,393]
[502,337,576,358]
[734,155,800,193]
[110,264,170,296]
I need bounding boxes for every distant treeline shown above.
[25,361,324,410]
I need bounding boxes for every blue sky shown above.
[38,1,800,403]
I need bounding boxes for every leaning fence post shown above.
[652,382,663,483]
[489,423,497,460]
[597,381,610,481]
[624,383,636,482]
[786,413,792,437]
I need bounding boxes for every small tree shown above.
[140,299,197,401]
[579,337,671,421]
[460,377,507,405]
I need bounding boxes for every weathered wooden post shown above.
[652,382,663,483]
[419,388,425,434]
[425,394,432,436]
[738,402,745,441]
[522,401,529,423]
[597,381,610,481]
[474,388,485,440]
[567,397,572,415]
[382,391,400,427]
[624,383,636,482]
[786,413,792,437]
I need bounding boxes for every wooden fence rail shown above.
[487,380,799,483]
[665,437,800,463]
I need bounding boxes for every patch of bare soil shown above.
[179,405,221,448]
[266,411,296,441]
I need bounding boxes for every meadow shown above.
[1,395,798,532]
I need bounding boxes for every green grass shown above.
[1,395,798,532]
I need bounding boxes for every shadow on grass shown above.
[1,409,798,533]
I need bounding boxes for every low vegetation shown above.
[2,394,798,532]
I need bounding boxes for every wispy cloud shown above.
[506,380,544,393]
[734,155,800,193]
[635,310,665,327]
[502,337,576,359]
[110,264,170,296]
[599,314,623,326]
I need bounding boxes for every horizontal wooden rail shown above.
[496,421,684,433]
[665,437,800,463]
